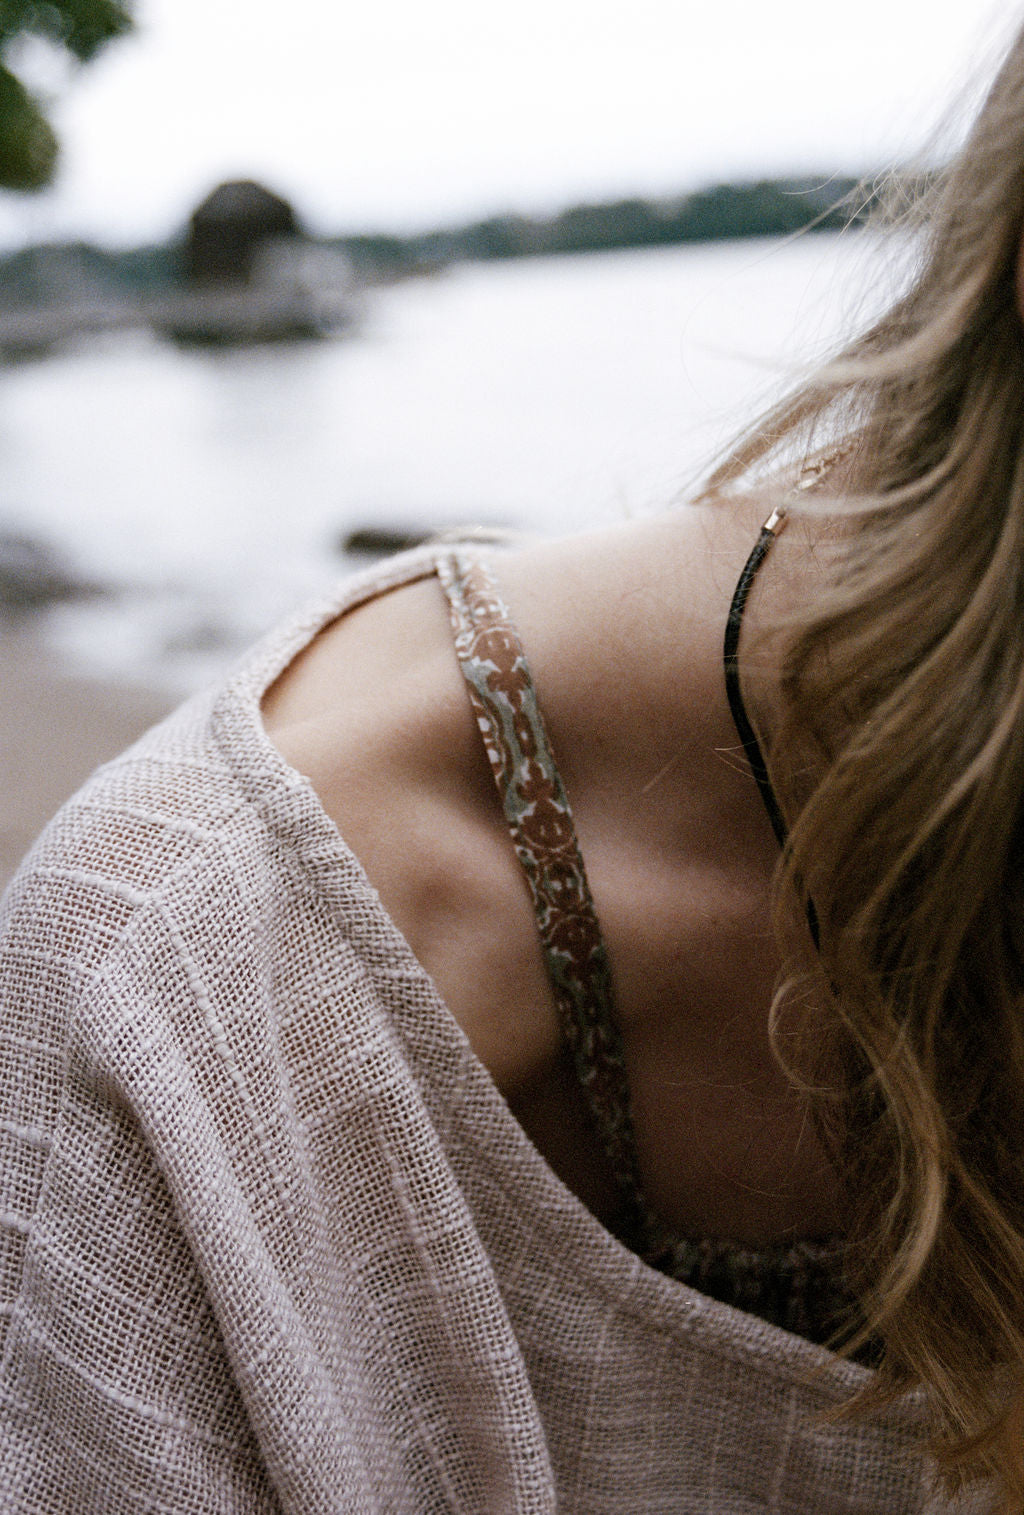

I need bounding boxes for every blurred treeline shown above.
[350,175,872,276]
[0,174,875,298]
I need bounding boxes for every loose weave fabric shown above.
[0,547,987,1512]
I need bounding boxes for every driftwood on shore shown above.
[340,522,521,557]
[340,525,435,557]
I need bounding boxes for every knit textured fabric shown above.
[0,547,987,1513]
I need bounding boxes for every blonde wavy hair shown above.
[701,19,1024,1510]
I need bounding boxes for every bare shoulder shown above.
[257,509,841,1237]
[259,565,504,960]
[261,571,462,769]
[260,560,569,1093]
[483,504,791,812]
[259,502,793,867]
[260,507,756,801]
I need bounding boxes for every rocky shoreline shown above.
[0,529,102,616]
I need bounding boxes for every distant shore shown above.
[0,630,173,892]
[0,172,877,327]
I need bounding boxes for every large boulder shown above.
[183,179,301,286]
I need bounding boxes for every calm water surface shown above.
[0,231,900,690]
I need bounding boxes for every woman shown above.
[3,29,1024,1515]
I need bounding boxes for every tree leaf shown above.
[0,1,132,189]
[0,61,58,190]
[0,2,133,62]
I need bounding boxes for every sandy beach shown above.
[0,631,175,893]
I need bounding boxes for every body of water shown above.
[0,230,900,691]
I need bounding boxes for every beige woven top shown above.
[0,548,984,1512]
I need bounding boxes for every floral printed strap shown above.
[436,550,644,1217]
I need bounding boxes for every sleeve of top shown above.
[0,861,287,1514]
[0,794,389,1514]
[0,709,559,1515]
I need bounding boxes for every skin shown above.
[261,498,843,1245]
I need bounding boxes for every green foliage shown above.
[0,63,55,188]
[0,0,132,190]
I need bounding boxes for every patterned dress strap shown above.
[436,549,644,1219]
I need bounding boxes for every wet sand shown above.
[0,631,174,892]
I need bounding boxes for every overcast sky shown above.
[0,0,1016,250]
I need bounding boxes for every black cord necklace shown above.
[722,505,822,949]
[723,505,789,849]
